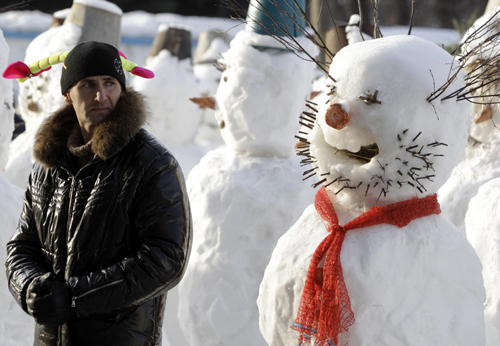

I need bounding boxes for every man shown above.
[5,41,192,345]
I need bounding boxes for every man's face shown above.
[64,75,123,131]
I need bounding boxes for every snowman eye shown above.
[359,90,383,105]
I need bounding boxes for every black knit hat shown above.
[60,41,126,94]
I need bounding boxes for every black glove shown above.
[26,273,76,328]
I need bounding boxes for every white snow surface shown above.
[73,0,123,16]
[310,35,469,209]
[0,30,14,171]
[466,178,500,346]
[215,30,317,158]
[178,146,315,346]
[258,35,484,346]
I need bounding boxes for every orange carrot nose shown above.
[325,103,350,130]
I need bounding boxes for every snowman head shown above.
[214,30,316,158]
[303,35,470,209]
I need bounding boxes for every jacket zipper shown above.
[71,279,125,308]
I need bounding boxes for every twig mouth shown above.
[337,143,379,164]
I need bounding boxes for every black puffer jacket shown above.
[5,90,192,346]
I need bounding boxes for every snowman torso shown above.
[177,147,314,346]
[466,178,500,346]
[439,141,500,234]
[258,203,485,346]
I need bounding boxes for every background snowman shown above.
[439,8,500,235]
[257,34,485,346]
[176,1,317,345]
[451,8,500,345]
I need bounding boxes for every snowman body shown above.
[177,30,317,346]
[259,202,485,346]
[258,35,485,345]
[466,178,500,345]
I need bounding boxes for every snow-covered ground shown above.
[0,4,485,346]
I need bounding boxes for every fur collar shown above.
[33,89,147,169]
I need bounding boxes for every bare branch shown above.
[370,0,383,38]
[357,0,365,41]
[408,0,416,35]
[427,8,500,106]
[1,0,33,12]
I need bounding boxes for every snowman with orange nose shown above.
[257,35,486,346]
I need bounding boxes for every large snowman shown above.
[258,35,485,346]
[438,9,500,234]
[176,7,317,346]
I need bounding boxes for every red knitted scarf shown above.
[291,186,441,346]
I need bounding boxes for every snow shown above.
[258,35,485,345]
[438,140,500,234]
[0,30,14,171]
[74,0,123,16]
[466,178,500,346]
